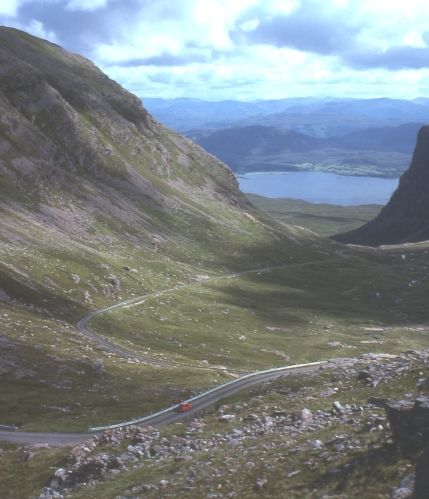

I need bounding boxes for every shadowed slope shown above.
[333,126,429,246]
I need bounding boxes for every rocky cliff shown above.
[333,126,429,246]
[0,27,245,216]
[0,27,312,319]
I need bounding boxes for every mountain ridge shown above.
[333,125,429,245]
[190,123,419,177]
[144,96,429,136]
[1,25,322,330]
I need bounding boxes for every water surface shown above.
[238,171,399,205]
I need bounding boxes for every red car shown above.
[177,402,193,412]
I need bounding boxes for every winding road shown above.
[76,258,334,372]
[0,258,342,446]
[0,359,344,446]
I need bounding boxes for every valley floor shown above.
[2,238,429,497]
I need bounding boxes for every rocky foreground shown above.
[31,350,429,498]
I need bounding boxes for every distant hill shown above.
[333,126,429,245]
[193,125,327,162]
[190,124,420,177]
[144,96,426,177]
[240,100,429,138]
[142,97,318,131]
[336,123,422,154]
[143,97,429,137]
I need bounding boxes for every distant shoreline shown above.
[238,170,398,206]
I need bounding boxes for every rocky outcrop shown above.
[385,397,429,446]
[333,126,429,246]
[0,26,247,231]
[37,351,429,498]
[384,396,429,499]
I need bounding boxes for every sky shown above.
[1,0,429,101]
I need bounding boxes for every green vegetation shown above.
[247,194,381,237]
[0,177,315,430]
[59,355,428,499]
[3,356,424,498]
[1,27,429,499]
[90,245,429,371]
[3,194,429,431]
[0,307,223,431]
[0,445,68,499]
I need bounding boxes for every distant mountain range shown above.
[143,97,429,137]
[143,97,323,132]
[143,97,429,178]
[245,99,429,137]
[188,123,421,178]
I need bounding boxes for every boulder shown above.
[385,397,429,445]
[299,408,314,425]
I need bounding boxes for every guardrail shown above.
[89,360,328,432]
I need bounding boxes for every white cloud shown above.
[68,0,429,99]
[265,0,300,15]
[3,0,429,99]
[0,15,58,43]
[25,19,57,42]
[93,0,261,63]
[239,18,260,32]
[402,31,427,48]
[345,0,429,49]
[0,0,22,17]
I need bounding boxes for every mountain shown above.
[311,98,429,120]
[142,97,323,131]
[0,26,328,431]
[190,124,418,177]
[4,27,429,499]
[143,96,429,137]
[238,98,429,137]
[1,26,278,317]
[335,123,422,154]
[145,98,426,177]
[333,126,429,245]
[193,125,327,165]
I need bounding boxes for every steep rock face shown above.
[0,27,245,218]
[333,126,429,246]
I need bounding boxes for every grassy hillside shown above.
[1,27,429,439]
[247,194,382,237]
[0,27,330,431]
[2,27,429,499]
[0,29,427,429]
[65,353,429,499]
